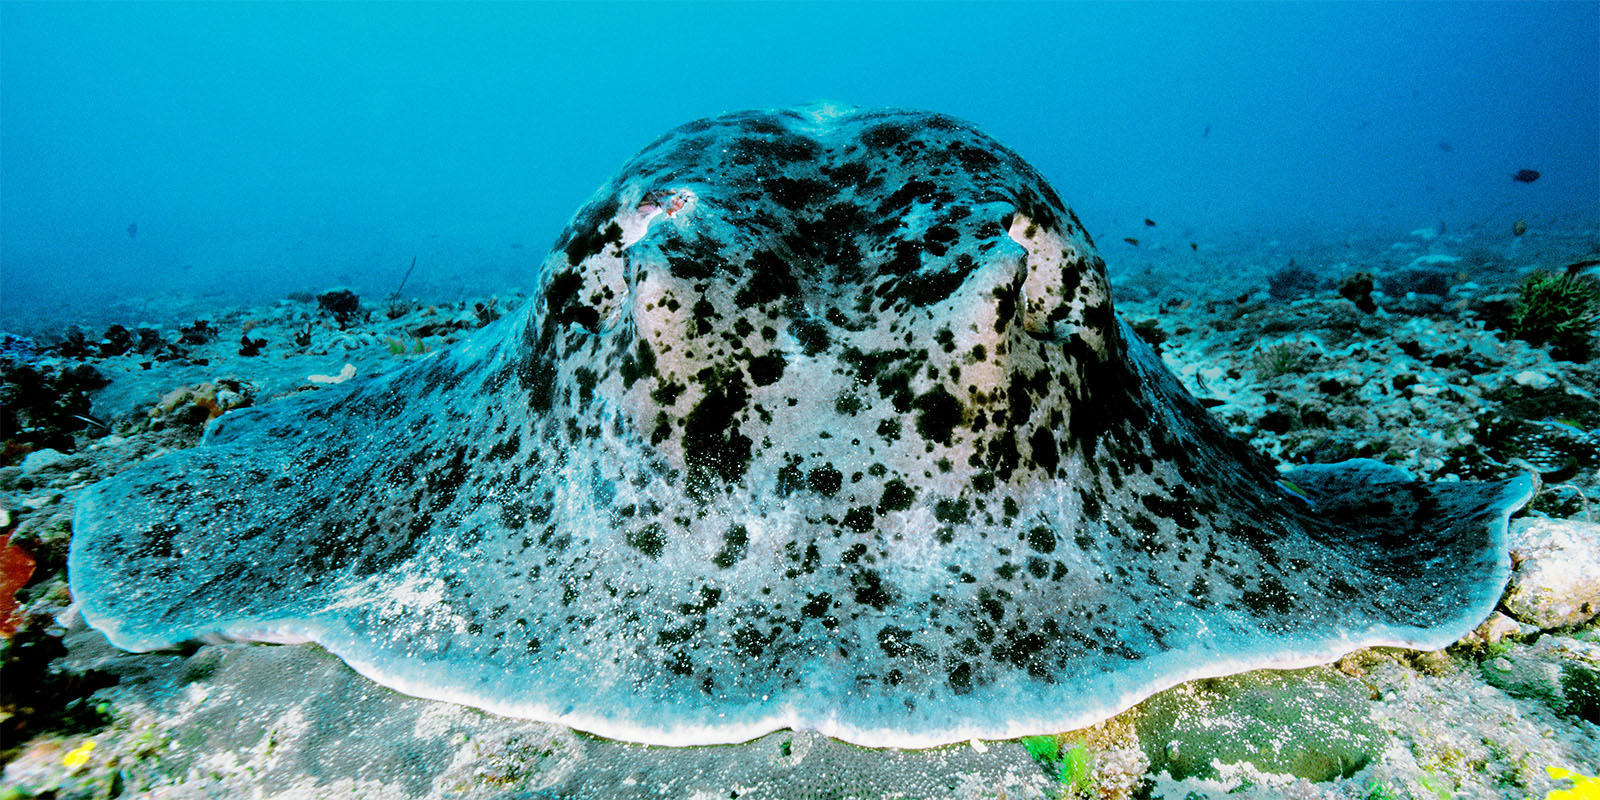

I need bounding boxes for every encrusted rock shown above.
[1479,635,1600,723]
[149,379,254,428]
[1503,517,1600,629]
[1459,611,1527,648]
[1135,667,1381,783]
[1338,272,1376,313]
[1512,370,1556,390]
[19,448,71,476]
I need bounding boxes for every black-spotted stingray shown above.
[70,104,1532,748]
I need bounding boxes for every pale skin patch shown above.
[1008,213,1111,360]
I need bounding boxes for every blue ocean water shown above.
[2,2,1596,334]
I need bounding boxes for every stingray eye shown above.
[638,188,678,213]
[1007,212,1113,355]
[663,189,693,217]
[1007,213,1065,339]
[621,189,695,250]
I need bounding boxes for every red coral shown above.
[0,534,36,637]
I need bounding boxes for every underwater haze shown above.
[2,1,1597,335]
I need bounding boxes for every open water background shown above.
[2,2,1596,334]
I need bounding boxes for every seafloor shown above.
[1,224,1597,799]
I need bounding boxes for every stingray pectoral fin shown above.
[69,445,310,652]
[69,393,432,654]
[1283,459,1535,647]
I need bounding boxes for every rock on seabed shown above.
[1504,517,1600,630]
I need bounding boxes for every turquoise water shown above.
[2,2,1596,332]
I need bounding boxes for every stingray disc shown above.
[70,104,1532,748]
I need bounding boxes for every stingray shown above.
[69,104,1532,748]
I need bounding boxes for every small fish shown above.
[125,223,137,238]
[1143,218,1156,227]
[1189,242,1198,251]
[1513,220,1527,236]
[1437,141,1453,152]
[72,414,110,431]
[1123,237,1140,247]
[1540,418,1592,437]
[1275,479,1316,508]
[1512,169,1541,183]
[1202,124,1210,138]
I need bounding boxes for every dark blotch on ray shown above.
[877,479,916,514]
[712,525,749,569]
[746,353,785,386]
[1025,525,1056,554]
[682,368,752,495]
[913,386,963,446]
[733,250,799,307]
[789,318,831,356]
[806,465,843,497]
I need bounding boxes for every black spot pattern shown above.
[69,104,1533,750]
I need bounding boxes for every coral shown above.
[1502,518,1600,629]
[1547,766,1600,800]
[135,326,166,355]
[317,288,365,328]
[0,333,40,362]
[1020,718,1148,800]
[1508,271,1600,361]
[237,333,266,357]
[473,297,501,326]
[179,319,217,345]
[1021,736,1102,798]
[99,324,133,357]
[149,380,253,429]
[0,358,109,458]
[1128,318,1167,354]
[1251,340,1312,378]
[0,533,35,637]
[0,622,116,764]
[1136,667,1380,784]
[1338,272,1377,313]
[1382,267,1452,298]
[52,328,94,359]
